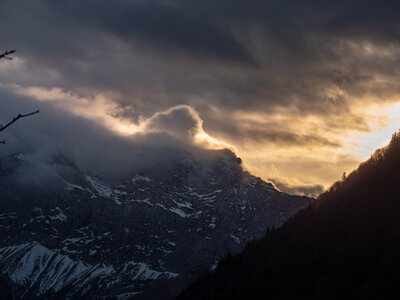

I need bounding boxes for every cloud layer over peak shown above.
[2,0,400,196]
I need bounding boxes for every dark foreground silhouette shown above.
[178,132,400,300]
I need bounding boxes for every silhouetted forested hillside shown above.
[177,132,400,300]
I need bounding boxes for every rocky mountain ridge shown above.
[0,149,310,299]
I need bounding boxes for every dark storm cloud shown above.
[202,117,342,148]
[2,0,400,115]
[56,1,254,64]
[2,0,400,195]
[234,129,341,148]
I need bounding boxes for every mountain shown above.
[0,148,310,299]
[178,132,400,300]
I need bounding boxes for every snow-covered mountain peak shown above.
[0,149,310,299]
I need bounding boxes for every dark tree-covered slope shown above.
[178,132,400,300]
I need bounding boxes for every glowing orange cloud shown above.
[5,82,400,198]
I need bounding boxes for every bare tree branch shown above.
[0,110,40,132]
[0,50,16,60]
[0,110,40,144]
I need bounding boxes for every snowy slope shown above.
[0,150,310,299]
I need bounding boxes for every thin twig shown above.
[0,50,16,60]
[0,110,40,132]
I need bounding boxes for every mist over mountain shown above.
[0,142,309,299]
[2,1,400,299]
[178,131,400,300]
[0,88,207,179]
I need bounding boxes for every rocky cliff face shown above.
[0,149,310,299]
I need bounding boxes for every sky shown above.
[1,0,400,197]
